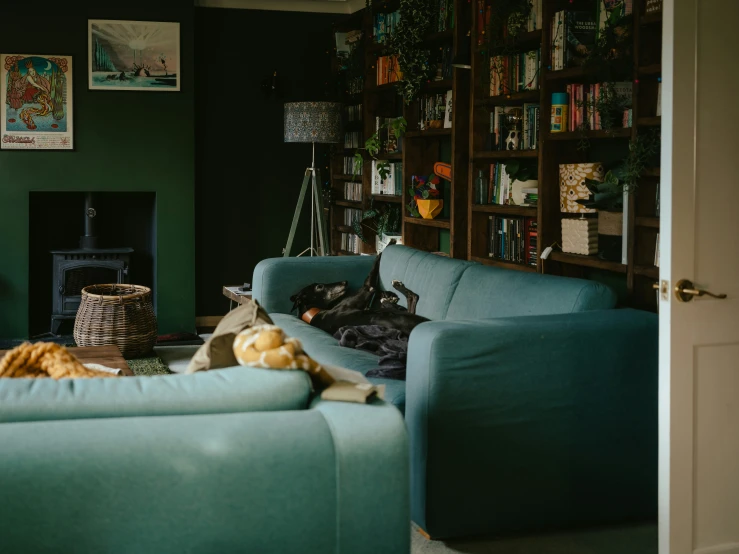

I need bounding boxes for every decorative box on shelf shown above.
[562,217,598,255]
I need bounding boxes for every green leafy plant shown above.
[352,201,401,244]
[503,158,535,184]
[384,0,435,102]
[577,130,660,211]
[354,116,407,181]
[581,8,634,82]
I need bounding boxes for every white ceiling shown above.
[195,0,364,14]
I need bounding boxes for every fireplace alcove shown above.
[29,192,156,338]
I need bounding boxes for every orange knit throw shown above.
[0,342,118,379]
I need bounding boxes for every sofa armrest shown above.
[253,255,377,314]
[0,401,409,554]
[405,309,658,538]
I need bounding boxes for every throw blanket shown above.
[334,325,408,381]
[0,343,118,379]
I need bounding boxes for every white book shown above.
[444,90,453,128]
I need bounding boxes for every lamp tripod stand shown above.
[283,142,329,257]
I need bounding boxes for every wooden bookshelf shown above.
[467,0,662,310]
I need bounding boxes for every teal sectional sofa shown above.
[253,245,658,540]
[0,367,409,553]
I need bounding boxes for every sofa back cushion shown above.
[378,245,472,321]
[0,367,311,424]
[445,264,617,320]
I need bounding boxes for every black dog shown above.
[290,248,427,336]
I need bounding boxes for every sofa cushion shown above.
[0,367,311,424]
[445,264,618,320]
[378,245,471,321]
[271,313,406,412]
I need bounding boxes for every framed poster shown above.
[1,54,73,151]
[88,20,180,91]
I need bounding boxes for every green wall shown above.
[0,4,195,339]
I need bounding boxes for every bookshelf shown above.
[329,0,470,257]
[468,0,663,311]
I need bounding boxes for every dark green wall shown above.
[0,3,195,339]
[195,8,339,316]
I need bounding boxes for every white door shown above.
[660,1,739,553]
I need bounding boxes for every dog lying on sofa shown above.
[289,244,427,336]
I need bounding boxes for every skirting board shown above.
[695,543,739,554]
[195,316,223,328]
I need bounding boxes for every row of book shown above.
[490,104,540,151]
[375,116,403,153]
[551,1,633,71]
[488,216,538,267]
[374,11,400,44]
[433,46,454,82]
[489,50,541,96]
[419,91,453,130]
[343,208,362,227]
[345,104,362,122]
[348,76,364,96]
[567,82,632,131]
[474,163,538,206]
[344,131,362,149]
[436,0,454,32]
[376,55,402,86]
[342,156,363,175]
[341,233,362,254]
[475,0,543,46]
[343,181,362,202]
[371,161,403,196]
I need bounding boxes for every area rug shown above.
[126,356,173,376]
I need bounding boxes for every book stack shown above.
[475,163,511,205]
[343,156,362,175]
[490,49,541,96]
[476,0,543,46]
[343,181,362,202]
[489,103,539,151]
[566,82,632,130]
[341,233,361,254]
[343,208,362,227]
[522,188,538,207]
[376,55,402,85]
[345,104,362,122]
[344,131,362,149]
[436,0,454,32]
[418,91,452,130]
[374,11,400,44]
[371,161,403,196]
[551,1,632,71]
[488,216,537,266]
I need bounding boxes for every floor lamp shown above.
[283,102,342,257]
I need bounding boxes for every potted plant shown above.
[577,167,626,262]
[352,201,401,245]
[408,174,442,219]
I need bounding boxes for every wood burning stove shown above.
[50,193,133,335]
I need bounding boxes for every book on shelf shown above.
[433,46,454,82]
[490,49,540,96]
[476,0,542,44]
[343,208,363,227]
[565,9,597,68]
[376,55,402,86]
[488,215,537,266]
[343,156,363,176]
[551,10,565,70]
[566,82,632,131]
[343,181,363,202]
[596,0,632,37]
[371,161,403,196]
[436,0,454,32]
[341,232,361,254]
[528,0,543,31]
[489,105,539,151]
[444,90,453,129]
[374,11,400,44]
[345,104,363,122]
[418,91,452,130]
[375,116,403,153]
[344,131,362,149]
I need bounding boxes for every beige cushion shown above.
[186,300,273,374]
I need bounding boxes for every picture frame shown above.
[1,54,74,151]
[88,19,180,92]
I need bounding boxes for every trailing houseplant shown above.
[353,116,407,181]
[407,174,442,218]
[352,201,401,245]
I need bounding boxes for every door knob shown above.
[674,279,727,303]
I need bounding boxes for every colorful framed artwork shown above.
[88,20,180,92]
[1,54,73,151]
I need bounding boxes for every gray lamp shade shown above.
[284,102,342,144]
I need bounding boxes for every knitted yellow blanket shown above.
[0,343,117,379]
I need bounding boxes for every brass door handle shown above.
[674,279,728,302]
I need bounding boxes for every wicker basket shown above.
[74,284,158,358]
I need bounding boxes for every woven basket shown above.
[74,284,158,358]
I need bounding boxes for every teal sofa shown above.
[253,245,658,540]
[0,367,410,553]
